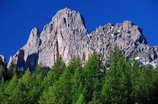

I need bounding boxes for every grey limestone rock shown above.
[0,55,5,64]
[7,8,158,69]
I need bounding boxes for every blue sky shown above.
[0,0,158,59]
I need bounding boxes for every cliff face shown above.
[7,8,158,70]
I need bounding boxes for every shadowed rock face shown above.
[0,55,5,64]
[7,8,158,69]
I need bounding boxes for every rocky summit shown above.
[6,8,158,70]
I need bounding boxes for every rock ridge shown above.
[7,8,158,69]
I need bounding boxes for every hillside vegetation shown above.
[0,48,158,104]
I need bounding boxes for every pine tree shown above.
[3,75,19,104]
[39,58,65,104]
[82,53,102,103]
[101,47,133,104]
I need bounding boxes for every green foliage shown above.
[76,93,85,104]
[82,53,104,103]
[0,59,7,80]
[101,52,132,104]
[0,49,158,104]
[39,58,65,104]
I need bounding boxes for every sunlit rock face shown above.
[7,8,158,69]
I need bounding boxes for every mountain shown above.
[6,8,158,70]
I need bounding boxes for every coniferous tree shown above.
[82,53,102,103]
[101,47,133,104]
[0,48,158,104]
[39,58,65,104]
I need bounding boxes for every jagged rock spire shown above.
[25,27,41,48]
[51,8,86,33]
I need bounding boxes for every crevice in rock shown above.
[55,40,60,60]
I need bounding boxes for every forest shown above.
[0,48,158,104]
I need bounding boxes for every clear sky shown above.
[0,0,158,59]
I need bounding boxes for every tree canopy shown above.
[0,49,158,104]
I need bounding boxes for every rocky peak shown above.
[122,21,144,43]
[25,27,41,48]
[51,8,87,33]
[7,8,158,70]
[37,8,88,67]
[122,20,132,31]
